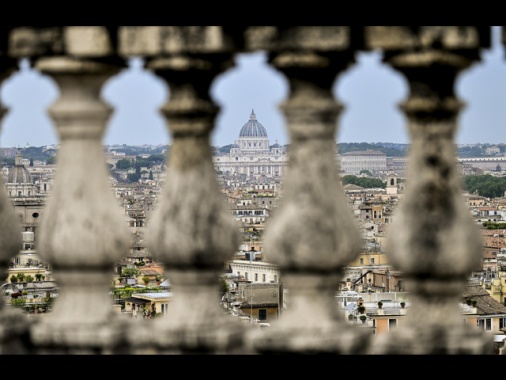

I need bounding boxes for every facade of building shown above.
[212,110,288,179]
[3,149,50,277]
[6,149,38,197]
[339,149,388,175]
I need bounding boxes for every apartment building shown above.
[339,150,388,175]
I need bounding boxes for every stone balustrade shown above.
[0,26,497,354]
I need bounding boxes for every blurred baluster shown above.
[246,26,371,354]
[368,26,494,354]
[30,55,131,354]
[0,52,27,354]
[125,27,244,354]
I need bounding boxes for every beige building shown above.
[228,258,280,284]
[339,149,388,175]
[3,149,51,279]
[123,291,171,318]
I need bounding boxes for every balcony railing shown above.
[0,26,499,355]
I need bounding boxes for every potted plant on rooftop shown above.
[359,315,367,324]
[377,301,383,309]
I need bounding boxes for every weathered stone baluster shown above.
[0,52,27,353]
[28,45,130,352]
[246,26,370,354]
[368,26,494,354]
[120,27,243,354]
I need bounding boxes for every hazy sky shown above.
[0,26,505,148]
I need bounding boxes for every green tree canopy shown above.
[359,170,373,177]
[116,158,133,170]
[462,174,506,198]
[121,267,141,278]
[146,154,165,164]
[342,175,386,189]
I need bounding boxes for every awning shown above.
[124,297,149,305]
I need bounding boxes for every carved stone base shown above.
[372,324,494,354]
[30,321,129,354]
[0,308,32,354]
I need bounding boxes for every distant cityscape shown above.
[3,109,506,352]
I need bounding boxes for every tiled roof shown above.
[463,284,506,315]
[139,268,163,276]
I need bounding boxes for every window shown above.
[477,318,492,330]
[262,274,266,282]
[360,258,364,265]
[255,273,258,281]
[259,309,267,321]
[370,258,375,264]
[274,275,278,283]
[388,319,397,330]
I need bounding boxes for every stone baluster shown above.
[122,27,243,354]
[0,53,28,354]
[367,26,494,354]
[29,55,130,354]
[246,26,370,354]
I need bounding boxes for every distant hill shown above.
[0,145,169,167]
[337,142,408,157]
[337,142,506,158]
[3,143,506,166]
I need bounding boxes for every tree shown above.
[25,275,34,283]
[219,277,229,295]
[29,158,34,167]
[217,144,234,154]
[342,175,385,189]
[147,154,165,165]
[149,170,154,180]
[116,158,132,170]
[127,172,140,183]
[121,267,141,278]
[46,156,56,165]
[461,174,506,198]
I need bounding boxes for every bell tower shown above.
[386,171,398,195]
